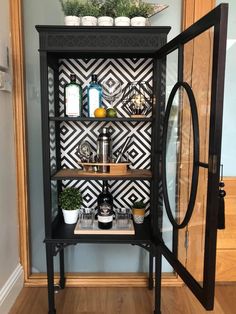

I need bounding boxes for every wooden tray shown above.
[74,220,135,235]
[78,162,130,175]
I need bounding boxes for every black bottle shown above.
[97,180,113,229]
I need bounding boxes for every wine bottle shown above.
[97,180,113,229]
[65,73,82,117]
[87,74,102,117]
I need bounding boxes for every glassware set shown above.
[79,207,132,229]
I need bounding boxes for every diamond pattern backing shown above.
[55,58,154,212]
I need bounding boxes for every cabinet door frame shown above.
[157,3,228,309]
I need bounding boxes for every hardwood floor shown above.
[9,285,236,314]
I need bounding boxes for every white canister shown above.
[98,16,114,26]
[81,16,97,26]
[64,16,80,26]
[114,16,130,26]
[131,17,147,26]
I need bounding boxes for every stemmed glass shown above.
[101,79,123,108]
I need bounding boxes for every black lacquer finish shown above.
[37,25,170,314]
[37,5,228,313]
[36,26,170,56]
[50,216,153,244]
[158,3,228,311]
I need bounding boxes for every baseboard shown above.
[0,263,24,314]
[25,272,183,287]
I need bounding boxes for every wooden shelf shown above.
[74,220,135,235]
[51,168,152,181]
[49,116,152,122]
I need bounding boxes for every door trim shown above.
[10,0,31,283]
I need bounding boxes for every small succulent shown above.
[59,187,82,210]
[60,0,80,16]
[99,0,116,17]
[133,201,146,209]
[78,0,100,17]
[129,1,154,18]
[115,0,133,17]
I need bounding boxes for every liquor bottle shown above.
[97,180,113,229]
[65,73,82,117]
[87,74,102,117]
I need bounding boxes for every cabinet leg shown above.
[59,246,65,289]
[46,243,56,314]
[148,245,154,290]
[154,244,162,314]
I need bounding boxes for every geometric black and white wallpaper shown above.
[50,58,154,213]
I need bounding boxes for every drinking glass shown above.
[102,79,123,108]
[80,208,94,229]
[115,208,131,229]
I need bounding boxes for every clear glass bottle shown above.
[97,180,113,229]
[87,74,102,117]
[64,73,82,117]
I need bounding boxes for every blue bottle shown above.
[87,74,102,117]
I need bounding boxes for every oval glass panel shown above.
[163,82,199,228]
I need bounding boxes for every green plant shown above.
[99,0,116,17]
[129,1,154,18]
[59,187,82,210]
[80,0,100,17]
[132,201,146,209]
[114,0,132,17]
[60,0,81,16]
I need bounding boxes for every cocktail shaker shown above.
[97,127,112,172]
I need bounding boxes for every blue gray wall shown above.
[216,0,236,175]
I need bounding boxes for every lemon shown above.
[106,108,117,118]
[94,107,106,118]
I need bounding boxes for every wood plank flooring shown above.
[9,285,236,314]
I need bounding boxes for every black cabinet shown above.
[36,4,228,313]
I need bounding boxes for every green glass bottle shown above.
[65,73,82,117]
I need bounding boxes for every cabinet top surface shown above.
[36,25,171,33]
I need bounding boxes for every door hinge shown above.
[184,229,189,249]
[209,154,218,174]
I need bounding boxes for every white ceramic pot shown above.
[131,17,147,26]
[64,16,80,26]
[62,208,79,224]
[81,16,97,26]
[98,16,114,26]
[114,16,130,26]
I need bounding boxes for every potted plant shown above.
[80,0,100,26]
[60,0,81,25]
[59,187,82,224]
[132,200,146,224]
[114,0,132,26]
[129,1,154,26]
[98,0,115,26]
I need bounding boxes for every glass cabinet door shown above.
[157,4,228,309]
